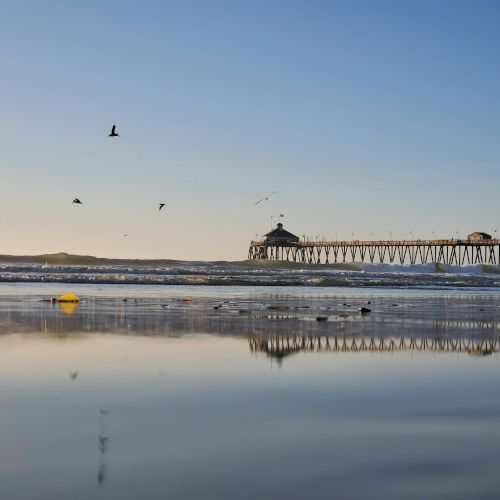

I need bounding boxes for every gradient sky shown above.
[1,0,499,260]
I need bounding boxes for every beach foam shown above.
[0,259,498,287]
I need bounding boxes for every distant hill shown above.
[0,252,179,266]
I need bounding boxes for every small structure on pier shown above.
[468,232,491,242]
[264,223,299,244]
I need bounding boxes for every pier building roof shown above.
[264,223,299,243]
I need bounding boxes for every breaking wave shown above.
[0,257,498,287]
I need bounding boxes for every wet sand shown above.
[0,283,499,339]
[0,284,500,499]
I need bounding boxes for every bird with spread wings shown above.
[254,190,278,206]
[108,125,119,137]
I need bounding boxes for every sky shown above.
[1,0,499,260]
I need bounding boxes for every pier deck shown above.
[248,239,500,265]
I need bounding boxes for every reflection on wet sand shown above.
[249,334,498,365]
[98,409,110,486]
[58,301,79,316]
[0,294,499,341]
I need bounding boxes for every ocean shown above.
[0,259,499,287]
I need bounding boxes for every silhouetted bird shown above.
[254,190,278,205]
[73,198,83,204]
[69,370,79,380]
[108,125,119,137]
[159,203,166,211]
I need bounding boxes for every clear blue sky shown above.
[1,0,499,259]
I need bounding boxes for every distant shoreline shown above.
[0,253,360,269]
[0,252,179,267]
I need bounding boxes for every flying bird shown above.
[254,190,278,206]
[159,203,166,211]
[108,125,119,137]
[73,198,83,204]
[279,213,285,217]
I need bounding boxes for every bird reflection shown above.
[97,462,107,486]
[99,435,110,454]
[97,408,111,486]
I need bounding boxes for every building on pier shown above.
[468,232,491,242]
[264,223,299,244]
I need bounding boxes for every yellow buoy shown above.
[58,293,80,303]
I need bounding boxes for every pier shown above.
[248,225,500,265]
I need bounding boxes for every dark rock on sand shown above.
[268,305,290,311]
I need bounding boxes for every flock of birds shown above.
[71,125,281,236]
[71,126,168,211]
[73,195,166,211]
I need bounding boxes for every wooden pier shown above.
[248,238,500,265]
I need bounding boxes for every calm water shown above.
[1,284,500,500]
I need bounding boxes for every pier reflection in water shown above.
[249,335,499,365]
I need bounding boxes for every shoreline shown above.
[0,284,498,339]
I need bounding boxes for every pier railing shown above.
[248,239,500,265]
